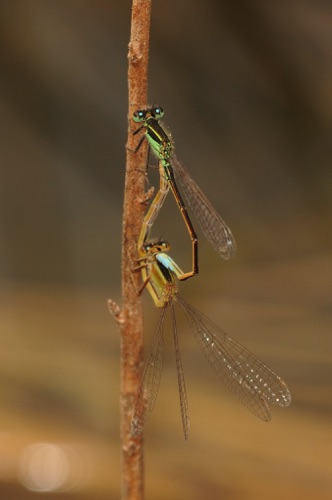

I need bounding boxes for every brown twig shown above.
[114,1,152,499]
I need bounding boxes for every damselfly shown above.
[133,106,236,267]
[131,240,291,439]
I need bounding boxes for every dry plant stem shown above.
[119,1,151,499]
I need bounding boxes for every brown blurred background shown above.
[0,1,331,498]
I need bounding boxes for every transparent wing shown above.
[171,153,236,260]
[176,295,291,421]
[170,302,190,439]
[131,307,166,437]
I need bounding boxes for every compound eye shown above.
[161,241,170,251]
[133,109,146,122]
[152,106,164,119]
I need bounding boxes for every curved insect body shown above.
[133,106,236,269]
[131,241,291,439]
[131,106,290,439]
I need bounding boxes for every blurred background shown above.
[0,0,331,498]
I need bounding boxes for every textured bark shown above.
[109,1,152,498]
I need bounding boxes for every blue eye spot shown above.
[153,106,164,119]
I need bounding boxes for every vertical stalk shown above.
[112,1,151,499]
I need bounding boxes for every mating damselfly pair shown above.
[130,106,291,439]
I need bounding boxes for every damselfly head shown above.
[143,240,170,255]
[133,106,164,123]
